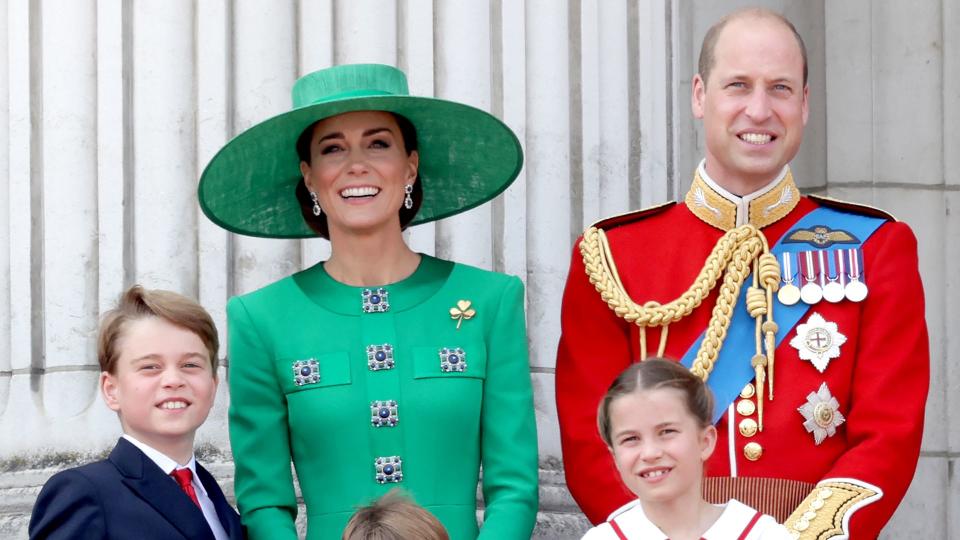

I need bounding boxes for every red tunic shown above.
[556,187,928,538]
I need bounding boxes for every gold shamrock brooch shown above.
[449,300,476,329]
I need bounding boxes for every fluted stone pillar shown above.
[0,2,954,538]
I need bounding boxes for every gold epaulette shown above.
[784,480,883,539]
[809,194,897,222]
[587,201,676,232]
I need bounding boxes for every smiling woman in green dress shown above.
[198,64,538,540]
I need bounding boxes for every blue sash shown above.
[680,207,886,423]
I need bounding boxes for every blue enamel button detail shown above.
[292,359,320,386]
[371,400,399,427]
[367,344,395,371]
[439,347,467,372]
[375,456,402,484]
[362,288,390,313]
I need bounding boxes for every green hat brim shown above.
[198,95,523,239]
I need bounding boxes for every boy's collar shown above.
[121,434,207,496]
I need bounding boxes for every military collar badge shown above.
[684,166,800,230]
[798,382,846,445]
[790,312,847,373]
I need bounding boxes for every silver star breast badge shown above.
[789,312,847,373]
[798,382,846,445]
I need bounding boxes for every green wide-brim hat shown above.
[198,63,523,238]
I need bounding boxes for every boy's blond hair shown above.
[342,489,448,540]
[98,285,220,374]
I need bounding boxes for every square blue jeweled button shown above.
[367,344,395,371]
[362,288,389,313]
[374,456,402,484]
[370,400,399,427]
[292,359,319,386]
[439,347,466,372]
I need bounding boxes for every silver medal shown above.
[800,282,823,305]
[845,280,868,302]
[820,250,844,303]
[799,251,822,304]
[822,281,845,303]
[844,248,868,302]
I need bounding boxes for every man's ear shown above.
[100,371,121,412]
[801,83,810,125]
[692,73,707,119]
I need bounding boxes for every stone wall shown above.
[1,1,956,538]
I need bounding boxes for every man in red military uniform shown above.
[556,8,928,539]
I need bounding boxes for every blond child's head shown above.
[342,489,448,540]
[597,358,717,504]
[98,285,220,462]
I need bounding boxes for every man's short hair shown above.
[98,285,220,374]
[342,489,448,540]
[698,7,808,86]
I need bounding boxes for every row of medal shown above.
[777,248,868,306]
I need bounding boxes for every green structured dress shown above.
[227,255,539,540]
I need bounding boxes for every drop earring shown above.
[310,191,322,216]
[403,184,414,210]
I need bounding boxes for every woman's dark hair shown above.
[597,358,715,447]
[295,112,422,239]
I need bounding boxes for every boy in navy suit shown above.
[29,286,244,540]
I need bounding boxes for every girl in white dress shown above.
[581,359,793,540]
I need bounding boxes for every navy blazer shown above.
[29,437,244,540]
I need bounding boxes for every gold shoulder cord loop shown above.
[580,224,781,416]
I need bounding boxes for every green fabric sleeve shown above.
[227,297,299,540]
[476,276,539,539]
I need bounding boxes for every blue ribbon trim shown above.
[680,207,886,424]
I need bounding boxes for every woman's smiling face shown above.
[300,110,419,238]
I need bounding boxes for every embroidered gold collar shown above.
[684,165,800,230]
